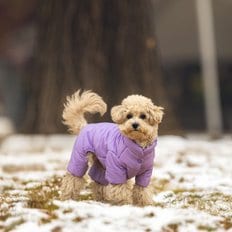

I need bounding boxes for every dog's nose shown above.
[132,123,139,130]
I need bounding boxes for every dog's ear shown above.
[149,105,164,124]
[111,105,127,124]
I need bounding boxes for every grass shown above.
[220,217,232,230]
[72,216,85,223]
[39,213,58,224]
[1,174,231,231]
[0,191,26,222]
[152,178,171,193]
[0,212,12,222]
[176,192,232,218]
[26,176,63,224]
[27,176,62,211]
[151,177,232,231]
[162,223,179,232]
[3,218,25,232]
[197,225,217,232]
[1,185,15,191]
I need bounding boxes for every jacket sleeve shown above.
[67,132,92,177]
[105,151,127,184]
[135,167,153,187]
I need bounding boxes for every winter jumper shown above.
[67,123,157,187]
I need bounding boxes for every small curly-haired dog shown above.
[61,90,164,206]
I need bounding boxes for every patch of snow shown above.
[0,134,231,231]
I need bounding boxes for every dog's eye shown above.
[140,114,146,119]
[126,113,133,119]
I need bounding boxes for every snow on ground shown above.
[0,134,232,232]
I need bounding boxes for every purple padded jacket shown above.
[67,123,157,187]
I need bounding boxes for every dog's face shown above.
[111,95,164,147]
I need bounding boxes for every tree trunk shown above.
[21,0,178,133]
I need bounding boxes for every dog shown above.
[60,90,164,206]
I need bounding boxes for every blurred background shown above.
[0,0,231,137]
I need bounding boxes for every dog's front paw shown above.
[60,172,85,200]
[104,182,133,205]
[132,185,153,206]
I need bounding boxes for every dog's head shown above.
[111,95,164,147]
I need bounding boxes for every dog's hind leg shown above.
[88,153,108,202]
[91,182,105,201]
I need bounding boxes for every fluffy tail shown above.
[62,90,107,134]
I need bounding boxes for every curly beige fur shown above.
[111,95,164,148]
[60,172,85,200]
[62,90,107,134]
[104,181,133,205]
[61,90,163,206]
[91,182,105,201]
[132,184,154,206]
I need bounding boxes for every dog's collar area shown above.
[122,135,157,158]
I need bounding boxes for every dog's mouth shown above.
[128,129,149,143]
[128,127,145,136]
[120,123,149,140]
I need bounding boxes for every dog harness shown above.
[67,123,157,187]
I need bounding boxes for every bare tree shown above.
[21,0,178,133]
